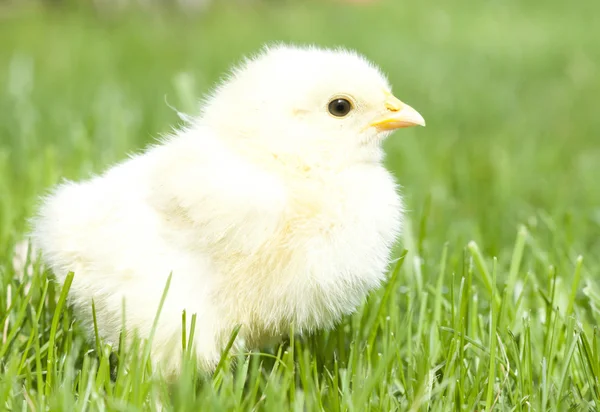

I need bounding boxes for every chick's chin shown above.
[277,122,389,169]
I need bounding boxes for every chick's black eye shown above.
[328,98,352,117]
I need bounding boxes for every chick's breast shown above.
[207,163,403,346]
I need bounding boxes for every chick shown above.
[32,44,425,377]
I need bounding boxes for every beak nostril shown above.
[385,101,402,112]
[383,92,404,112]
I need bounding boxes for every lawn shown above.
[1,0,599,410]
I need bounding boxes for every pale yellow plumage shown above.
[32,44,425,377]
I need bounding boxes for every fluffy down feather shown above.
[32,44,425,377]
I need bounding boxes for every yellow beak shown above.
[369,92,426,131]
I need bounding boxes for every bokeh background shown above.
[1,0,600,409]
[1,0,599,258]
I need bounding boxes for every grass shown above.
[1,0,599,410]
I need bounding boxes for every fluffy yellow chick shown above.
[32,44,425,377]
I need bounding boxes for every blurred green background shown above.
[1,0,598,261]
[2,0,600,409]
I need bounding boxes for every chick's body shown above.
[33,45,424,376]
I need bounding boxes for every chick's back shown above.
[33,149,189,340]
[32,130,291,373]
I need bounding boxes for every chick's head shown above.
[200,45,425,168]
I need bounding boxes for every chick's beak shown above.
[369,92,426,131]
